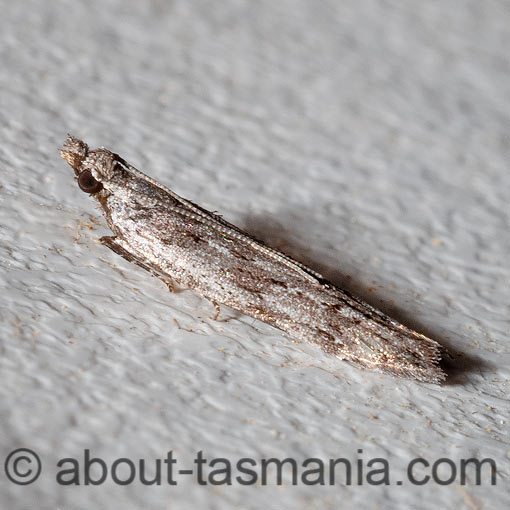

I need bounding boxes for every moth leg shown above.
[100,235,176,292]
[209,300,236,323]
[212,301,221,321]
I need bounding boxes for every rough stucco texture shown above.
[1,0,509,508]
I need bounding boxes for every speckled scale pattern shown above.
[2,1,509,508]
[61,136,444,383]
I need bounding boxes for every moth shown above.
[60,136,445,383]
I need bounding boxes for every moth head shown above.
[60,135,125,195]
[60,135,88,174]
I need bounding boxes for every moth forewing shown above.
[60,136,445,384]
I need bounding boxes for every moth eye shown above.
[78,170,103,194]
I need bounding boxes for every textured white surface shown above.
[1,0,509,508]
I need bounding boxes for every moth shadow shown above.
[241,212,491,386]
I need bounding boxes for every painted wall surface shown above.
[1,1,508,508]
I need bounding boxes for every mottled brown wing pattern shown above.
[60,136,445,383]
